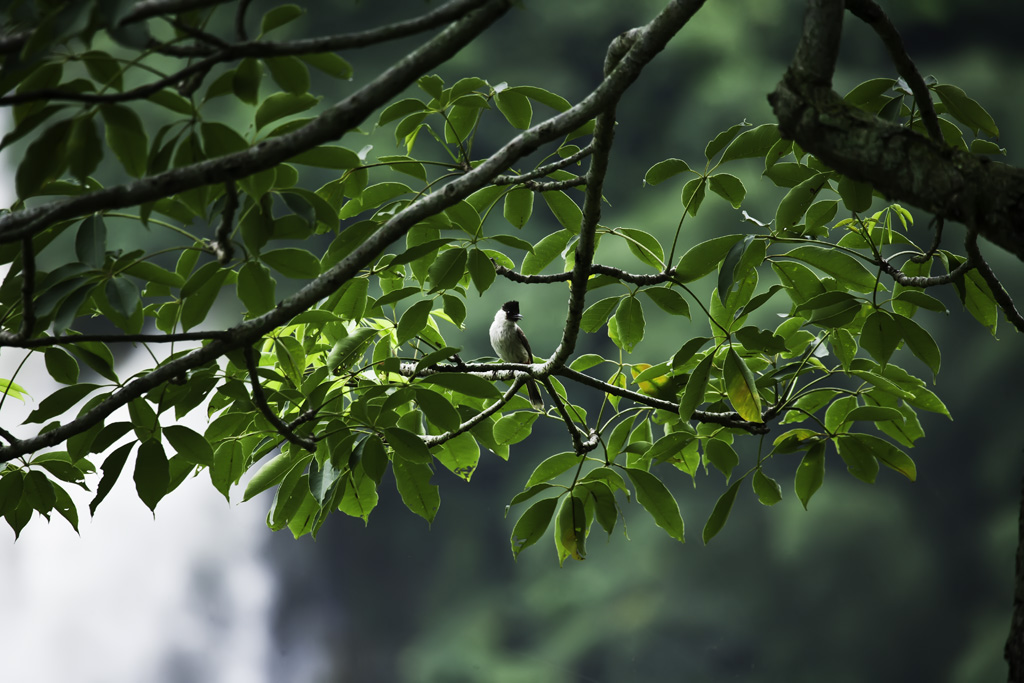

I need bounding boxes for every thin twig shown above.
[422,375,527,447]
[911,215,943,263]
[845,0,942,143]
[493,143,595,185]
[235,0,254,41]
[243,345,317,451]
[964,231,1024,333]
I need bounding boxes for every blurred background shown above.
[1,0,1023,681]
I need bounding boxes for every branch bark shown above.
[770,1,1024,263]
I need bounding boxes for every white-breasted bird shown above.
[489,300,544,409]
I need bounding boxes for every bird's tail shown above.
[527,379,544,410]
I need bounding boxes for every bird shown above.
[489,300,544,410]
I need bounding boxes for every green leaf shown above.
[100,104,148,177]
[414,387,461,433]
[467,248,496,295]
[719,123,780,163]
[122,260,184,288]
[26,383,99,424]
[776,173,829,231]
[511,497,557,559]
[211,440,244,501]
[542,190,583,233]
[840,433,916,481]
[290,145,360,169]
[676,234,745,283]
[723,347,762,422]
[644,158,691,186]
[496,88,533,129]
[236,261,277,315]
[625,467,684,543]
[326,327,376,372]
[785,245,877,291]
[300,52,352,80]
[392,459,439,523]
[702,479,741,544]
[718,234,754,304]
[16,119,71,198]
[23,470,55,514]
[67,116,103,180]
[708,173,746,208]
[705,438,739,483]
[609,296,644,353]
[837,175,874,212]
[418,373,501,399]
[339,467,378,523]
[794,442,826,509]
[427,247,468,292]
[88,443,132,515]
[105,277,140,320]
[642,287,690,317]
[678,352,713,421]
[493,412,539,446]
[384,427,432,464]
[681,176,706,216]
[134,441,169,513]
[894,313,941,378]
[436,433,480,481]
[260,4,305,34]
[261,247,321,279]
[163,425,214,467]
[242,452,295,502]
[255,92,319,130]
[619,228,665,269]
[933,84,999,137]
[835,434,880,483]
[521,229,571,275]
[553,494,588,564]
[396,299,433,345]
[525,452,579,487]
[894,290,947,314]
[503,187,534,228]
[44,347,79,385]
[860,310,901,368]
[752,469,782,506]
[180,268,229,331]
[705,122,747,161]
[580,296,619,333]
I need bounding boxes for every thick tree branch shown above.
[771,5,1024,262]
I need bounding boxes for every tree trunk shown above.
[1007,474,1024,681]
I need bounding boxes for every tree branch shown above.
[770,4,1024,263]
[243,345,316,451]
[845,0,942,143]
